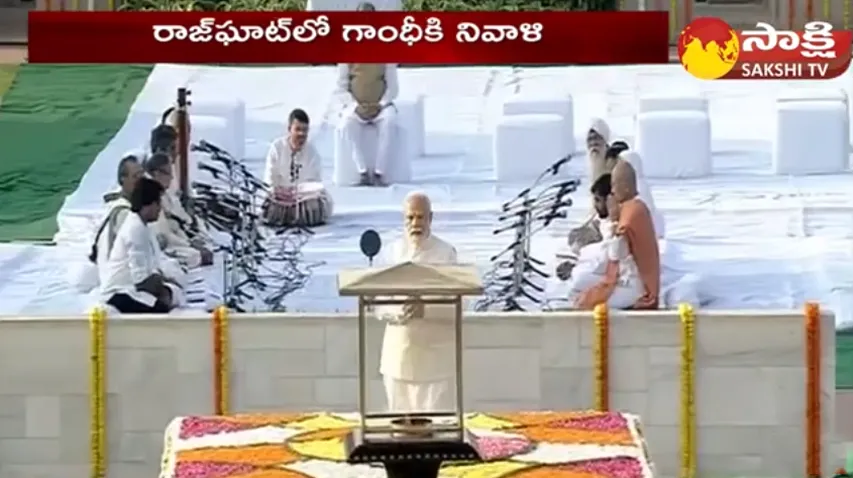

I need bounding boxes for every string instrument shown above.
[175,87,191,195]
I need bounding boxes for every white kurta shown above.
[264,137,323,188]
[151,191,202,269]
[336,63,399,175]
[377,234,458,413]
[101,213,183,308]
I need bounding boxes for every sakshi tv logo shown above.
[677,17,852,80]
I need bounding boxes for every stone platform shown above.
[0,310,839,478]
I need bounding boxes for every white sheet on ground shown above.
[2,64,848,328]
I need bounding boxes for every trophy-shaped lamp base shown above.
[344,428,482,478]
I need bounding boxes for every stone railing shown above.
[0,309,838,478]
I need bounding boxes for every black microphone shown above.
[549,153,575,175]
[199,163,223,179]
[198,140,225,155]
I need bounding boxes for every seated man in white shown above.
[561,173,643,309]
[263,108,333,226]
[336,2,400,187]
[101,177,183,313]
[376,192,458,412]
[561,138,628,269]
[144,152,213,268]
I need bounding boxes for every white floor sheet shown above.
[2,64,851,327]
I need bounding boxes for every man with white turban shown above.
[558,124,620,278]
[335,1,400,187]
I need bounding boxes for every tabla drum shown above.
[263,182,332,227]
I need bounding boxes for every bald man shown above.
[376,192,458,413]
[575,160,660,310]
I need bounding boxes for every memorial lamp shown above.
[336,258,484,478]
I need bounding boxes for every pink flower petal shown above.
[474,435,533,461]
[175,461,255,478]
[178,416,255,440]
[562,457,644,478]
[547,413,629,432]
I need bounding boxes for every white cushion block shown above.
[772,101,848,175]
[493,114,564,182]
[501,94,575,155]
[395,95,425,159]
[333,121,412,186]
[187,98,246,160]
[307,0,401,9]
[637,94,709,115]
[777,89,850,150]
[635,111,712,178]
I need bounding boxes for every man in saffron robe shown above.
[575,160,660,310]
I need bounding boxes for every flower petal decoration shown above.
[560,457,645,478]
[517,427,635,446]
[174,461,255,478]
[229,467,314,478]
[545,413,629,433]
[289,427,351,443]
[176,444,302,466]
[179,416,258,439]
[440,460,534,478]
[228,414,308,427]
[465,413,519,430]
[285,458,388,478]
[288,438,347,462]
[289,413,357,431]
[472,432,533,461]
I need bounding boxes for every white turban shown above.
[588,118,611,143]
[619,150,666,238]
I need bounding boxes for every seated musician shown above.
[574,160,660,310]
[101,178,184,313]
[144,152,213,267]
[336,1,400,187]
[263,108,333,227]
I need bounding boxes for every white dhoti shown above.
[341,105,397,175]
[383,375,454,413]
[568,265,643,309]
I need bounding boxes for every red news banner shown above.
[27,11,669,65]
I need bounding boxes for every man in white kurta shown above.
[336,47,400,186]
[263,108,333,224]
[378,192,457,412]
[101,177,183,313]
[144,152,213,268]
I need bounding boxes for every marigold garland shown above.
[678,303,696,478]
[213,306,231,415]
[89,306,107,478]
[805,302,821,478]
[593,304,609,412]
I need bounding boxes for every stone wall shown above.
[0,310,837,478]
